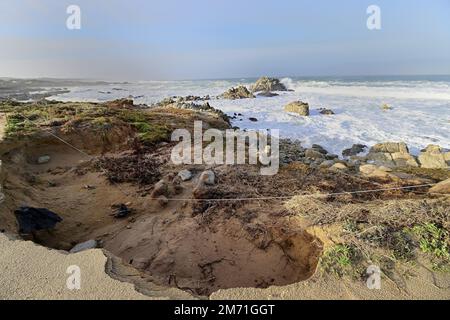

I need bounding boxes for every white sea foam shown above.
[49,77,450,156]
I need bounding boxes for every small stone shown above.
[69,240,97,253]
[178,169,193,181]
[305,149,325,159]
[319,160,335,168]
[199,170,215,185]
[112,204,131,219]
[248,117,258,122]
[37,155,51,164]
[330,163,347,171]
[152,180,168,197]
[157,196,169,207]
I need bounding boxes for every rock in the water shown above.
[257,91,279,97]
[429,178,450,194]
[248,117,258,122]
[284,101,310,116]
[37,155,51,164]
[70,240,97,253]
[342,144,367,157]
[178,170,193,181]
[418,145,450,169]
[318,108,335,115]
[14,207,63,234]
[220,86,254,100]
[250,77,287,93]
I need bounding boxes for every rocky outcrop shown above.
[220,86,255,100]
[284,101,310,116]
[418,145,450,169]
[359,164,395,179]
[429,178,450,194]
[366,142,419,168]
[342,144,367,157]
[152,100,231,126]
[250,77,287,93]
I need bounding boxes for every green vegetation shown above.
[409,223,450,271]
[0,101,171,145]
[320,244,363,277]
[118,109,170,144]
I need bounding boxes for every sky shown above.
[0,0,449,80]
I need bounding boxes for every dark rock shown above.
[342,144,368,157]
[318,108,335,115]
[14,207,63,234]
[249,117,258,122]
[257,91,279,97]
[112,204,131,219]
[312,144,328,154]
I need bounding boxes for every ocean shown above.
[36,75,450,156]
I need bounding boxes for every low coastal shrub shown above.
[409,223,450,271]
[320,244,363,277]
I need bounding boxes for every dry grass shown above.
[286,196,450,231]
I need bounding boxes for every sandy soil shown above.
[1,104,449,300]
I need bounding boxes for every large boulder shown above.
[418,145,450,169]
[70,240,97,253]
[370,142,409,154]
[284,101,310,116]
[359,164,395,179]
[428,178,450,195]
[250,77,287,93]
[220,86,255,100]
[366,142,418,168]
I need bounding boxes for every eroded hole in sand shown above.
[2,145,323,297]
[103,214,322,296]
